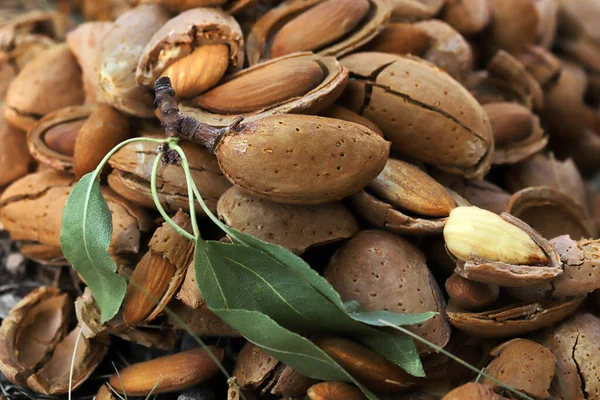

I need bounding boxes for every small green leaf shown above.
[60,173,127,322]
[359,333,425,377]
[350,309,437,328]
[214,309,378,400]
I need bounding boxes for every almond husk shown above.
[181,52,348,128]
[446,296,584,338]
[107,137,230,215]
[247,0,391,65]
[217,186,358,254]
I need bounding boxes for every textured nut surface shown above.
[389,0,444,20]
[443,0,493,35]
[325,230,450,352]
[445,273,499,311]
[442,382,505,400]
[359,22,431,55]
[316,337,419,392]
[217,186,358,254]
[307,381,365,400]
[5,44,84,131]
[321,104,383,136]
[216,115,390,204]
[341,52,493,179]
[0,106,30,187]
[481,339,556,398]
[109,347,224,396]
[95,5,170,117]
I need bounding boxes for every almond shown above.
[43,119,85,156]
[483,102,533,146]
[161,44,230,99]
[307,381,366,400]
[196,58,325,114]
[270,0,370,58]
[360,23,431,55]
[109,347,224,396]
[445,273,499,311]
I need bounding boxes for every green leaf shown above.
[60,173,127,323]
[359,333,425,377]
[345,300,437,327]
[213,308,378,400]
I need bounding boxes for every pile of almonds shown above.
[1,0,600,399]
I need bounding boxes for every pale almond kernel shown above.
[270,0,370,58]
[195,58,325,114]
[44,119,86,156]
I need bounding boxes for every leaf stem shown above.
[150,154,195,242]
[170,144,199,239]
[378,320,535,400]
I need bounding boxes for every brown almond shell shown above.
[168,300,239,337]
[0,287,70,386]
[217,186,359,254]
[246,0,391,65]
[491,110,548,165]
[0,104,31,187]
[136,7,244,88]
[481,339,556,398]
[181,52,348,128]
[107,137,231,215]
[389,0,444,21]
[0,171,151,263]
[27,105,92,173]
[95,5,170,117]
[446,296,584,338]
[454,212,563,287]
[507,186,596,240]
[340,52,494,179]
[5,44,84,131]
[0,11,72,49]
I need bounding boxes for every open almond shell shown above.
[446,296,584,338]
[246,0,391,65]
[453,212,563,287]
[180,52,348,127]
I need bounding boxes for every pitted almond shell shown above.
[481,339,555,398]
[442,382,505,400]
[109,347,224,396]
[27,326,109,395]
[217,186,358,254]
[0,105,31,187]
[551,235,600,297]
[446,296,584,338]
[216,114,390,205]
[73,105,131,179]
[414,20,473,82]
[107,137,231,214]
[27,105,92,173]
[168,300,239,337]
[316,337,420,393]
[136,7,244,88]
[340,52,493,179]
[0,287,69,386]
[0,10,72,50]
[247,0,391,65]
[181,52,348,128]
[95,5,170,117]
[321,105,383,136]
[123,211,194,325]
[0,171,151,262]
[325,230,451,352]
[388,0,444,21]
[66,22,113,105]
[359,22,431,55]
[507,186,596,240]
[447,209,563,287]
[5,44,84,132]
[231,341,279,396]
[266,363,318,397]
[535,312,600,400]
[505,154,588,209]
[487,0,539,55]
[443,0,493,35]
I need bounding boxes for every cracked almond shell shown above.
[215,114,390,204]
[445,207,563,287]
[507,187,597,240]
[340,52,494,179]
[481,339,556,399]
[535,312,600,400]
[351,158,461,235]
[217,186,359,254]
[442,382,505,400]
[0,170,151,264]
[136,8,243,89]
[0,104,31,187]
[107,136,231,215]
[27,105,92,173]
[246,0,391,65]
[5,44,84,132]
[181,52,348,128]
[0,11,72,49]
[95,5,170,117]
[324,230,451,353]
[446,296,584,338]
